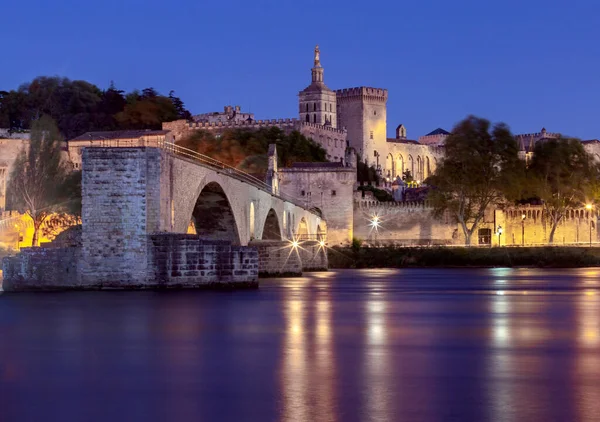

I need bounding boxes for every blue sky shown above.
[1,0,599,139]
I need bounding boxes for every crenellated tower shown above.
[298,45,337,128]
[335,87,388,167]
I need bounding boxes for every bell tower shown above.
[298,45,337,128]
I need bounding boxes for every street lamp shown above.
[521,214,526,246]
[586,204,593,246]
[497,225,503,247]
[14,223,22,251]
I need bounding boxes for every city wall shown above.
[298,122,347,163]
[279,165,356,245]
[353,196,460,245]
[162,118,346,164]
[353,195,599,247]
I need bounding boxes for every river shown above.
[1,268,600,421]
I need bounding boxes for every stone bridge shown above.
[79,146,328,288]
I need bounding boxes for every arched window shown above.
[306,114,309,123]
[313,103,317,112]
[313,114,317,123]
[305,103,309,112]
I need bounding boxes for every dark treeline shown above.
[0,76,192,139]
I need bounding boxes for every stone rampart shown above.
[162,118,300,142]
[297,240,328,271]
[148,234,258,287]
[502,206,597,245]
[2,233,259,290]
[2,247,81,291]
[354,200,459,245]
[249,240,302,276]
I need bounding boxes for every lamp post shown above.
[521,214,526,246]
[586,204,593,247]
[14,223,21,251]
[497,225,503,247]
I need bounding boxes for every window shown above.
[306,103,309,112]
[374,110,377,116]
[301,190,305,196]
[370,131,374,139]
[313,103,317,112]
[331,190,337,196]
[478,228,492,245]
[306,114,309,123]
[313,114,317,123]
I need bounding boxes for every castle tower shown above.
[298,45,337,128]
[335,87,388,167]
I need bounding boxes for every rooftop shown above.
[424,128,450,136]
[387,138,419,145]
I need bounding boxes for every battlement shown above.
[187,118,299,129]
[354,196,432,211]
[298,122,346,135]
[514,131,560,140]
[506,205,595,221]
[335,87,388,102]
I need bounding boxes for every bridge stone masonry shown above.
[2,145,328,291]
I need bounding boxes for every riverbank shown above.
[328,246,600,268]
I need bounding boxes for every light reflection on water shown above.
[1,268,600,421]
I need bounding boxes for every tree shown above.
[7,116,75,246]
[402,170,414,183]
[169,90,192,120]
[427,116,520,245]
[0,77,192,137]
[527,137,599,243]
[176,128,327,177]
[356,156,380,185]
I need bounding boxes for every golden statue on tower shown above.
[314,45,321,67]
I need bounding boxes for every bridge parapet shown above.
[157,140,308,208]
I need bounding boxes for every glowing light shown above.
[292,240,299,248]
[319,240,325,247]
[586,204,593,210]
[496,291,505,296]
[370,214,381,229]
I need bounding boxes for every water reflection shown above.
[364,297,390,421]
[3,269,600,422]
[579,290,599,347]
[282,292,309,421]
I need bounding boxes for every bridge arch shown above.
[189,181,241,245]
[317,224,326,241]
[261,208,282,240]
[296,217,309,239]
